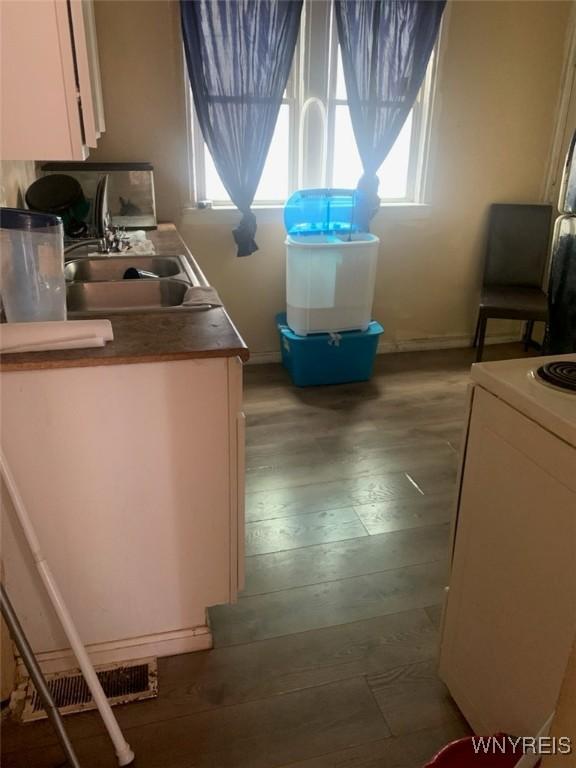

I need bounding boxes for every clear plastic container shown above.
[0,208,66,322]
[286,232,379,336]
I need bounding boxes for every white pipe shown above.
[513,713,555,768]
[0,450,135,766]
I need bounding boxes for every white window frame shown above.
[185,0,444,210]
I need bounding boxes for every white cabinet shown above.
[0,0,105,161]
[439,386,576,735]
[1,356,244,673]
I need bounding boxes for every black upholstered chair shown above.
[473,203,553,362]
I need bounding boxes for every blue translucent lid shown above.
[284,189,369,235]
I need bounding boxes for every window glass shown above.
[332,106,413,198]
[204,104,290,203]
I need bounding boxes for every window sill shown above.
[181,202,432,220]
[374,203,432,220]
[184,203,284,212]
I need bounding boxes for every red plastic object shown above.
[424,736,541,767]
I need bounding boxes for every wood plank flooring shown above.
[1,344,529,768]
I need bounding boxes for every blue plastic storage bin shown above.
[277,313,383,387]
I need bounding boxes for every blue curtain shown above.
[334,0,446,223]
[181,0,303,256]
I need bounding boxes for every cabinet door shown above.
[1,359,234,654]
[69,0,105,146]
[237,410,246,590]
[0,0,104,160]
[227,357,245,599]
[84,0,105,135]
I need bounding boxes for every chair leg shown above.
[476,317,487,363]
[472,313,481,348]
[523,320,535,351]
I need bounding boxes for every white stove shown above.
[471,353,576,447]
[440,352,576,737]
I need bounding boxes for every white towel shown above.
[0,320,114,354]
[181,286,222,308]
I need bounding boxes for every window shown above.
[197,92,297,206]
[189,0,439,207]
[327,47,417,198]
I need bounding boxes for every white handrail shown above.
[298,97,328,188]
[0,451,135,766]
[514,713,555,768]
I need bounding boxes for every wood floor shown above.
[1,344,530,768]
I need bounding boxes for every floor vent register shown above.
[17,657,158,722]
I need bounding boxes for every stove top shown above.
[536,360,576,393]
[470,354,576,447]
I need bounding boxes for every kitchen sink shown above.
[65,255,183,282]
[67,279,191,314]
[64,249,208,316]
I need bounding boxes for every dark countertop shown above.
[0,225,249,371]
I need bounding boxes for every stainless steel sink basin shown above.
[67,279,190,314]
[65,256,182,282]
[64,249,207,316]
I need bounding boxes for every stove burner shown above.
[536,361,576,392]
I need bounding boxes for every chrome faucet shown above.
[64,236,107,257]
[64,226,127,257]
[64,173,126,258]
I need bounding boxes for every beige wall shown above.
[0,160,35,209]
[90,0,188,223]
[92,0,571,355]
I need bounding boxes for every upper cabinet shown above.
[0,0,105,161]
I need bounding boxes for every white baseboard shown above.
[17,624,213,676]
[377,333,522,354]
[247,333,523,365]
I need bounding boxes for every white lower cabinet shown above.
[439,386,576,735]
[0,356,244,673]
